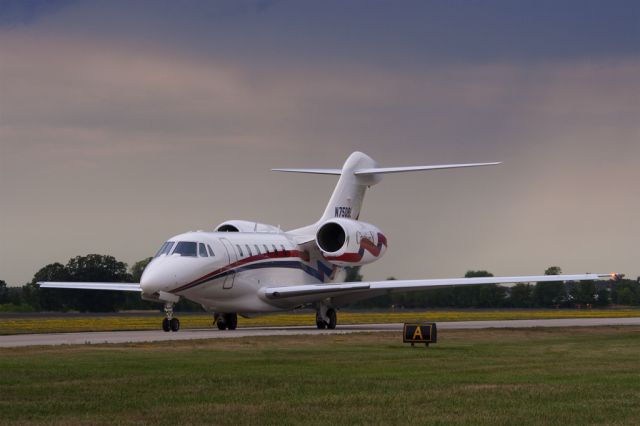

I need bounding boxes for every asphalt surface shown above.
[1,317,639,348]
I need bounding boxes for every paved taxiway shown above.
[2,317,639,348]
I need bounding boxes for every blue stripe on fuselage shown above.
[182,259,335,291]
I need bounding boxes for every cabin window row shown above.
[234,243,290,258]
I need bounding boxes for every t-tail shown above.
[273,151,501,224]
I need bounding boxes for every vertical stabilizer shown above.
[319,151,380,222]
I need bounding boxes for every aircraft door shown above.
[219,238,237,289]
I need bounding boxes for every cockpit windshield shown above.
[154,241,175,257]
[173,241,198,257]
[155,240,214,258]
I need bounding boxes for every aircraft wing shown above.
[38,282,142,292]
[264,282,371,299]
[263,273,615,304]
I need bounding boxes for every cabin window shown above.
[173,241,197,257]
[236,244,244,257]
[198,243,209,258]
[154,241,175,257]
[272,244,278,254]
[207,245,215,257]
[263,244,269,253]
[255,244,261,255]
[280,244,287,256]
[246,244,252,256]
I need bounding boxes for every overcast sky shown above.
[1,0,638,286]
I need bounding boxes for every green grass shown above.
[1,327,639,425]
[2,308,640,335]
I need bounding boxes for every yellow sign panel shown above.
[403,323,437,344]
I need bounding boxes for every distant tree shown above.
[545,266,562,276]
[0,280,7,304]
[65,254,132,312]
[509,283,534,307]
[65,254,130,282]
[465,270,494,278]
[568,280,597,306]
[533,266,566,307]
[389,270,507,308]
[611,278,640,305]
[347,274,394,309]
[420,288,455,307]
[615,287,634,305]
[6,286,25,306]
[457,270,506,308]
[26,262,71,311]
[595,287,610,307]
[28,255,133,312]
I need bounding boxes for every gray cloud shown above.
[1,1,639,285]
[3,1,638,66]
[0,0,77,26]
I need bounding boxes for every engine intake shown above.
[315,218,387,266]
[316,222,346,253]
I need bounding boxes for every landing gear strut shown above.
[214,313,238,330]
[162,303,180,332]
[316,304,337,329]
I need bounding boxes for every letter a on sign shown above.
[403,323,437,346]
[412,326,424,341]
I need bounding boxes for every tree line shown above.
[346,266,640,309]
[1,255,639,312]
[0,254,201,313]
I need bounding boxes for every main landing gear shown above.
[162,303,180,332]
[316,304,337,329]
[214,313,238,330]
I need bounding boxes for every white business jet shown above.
[40,152,614,332]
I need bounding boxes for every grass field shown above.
[2,308,640,335]
[1,326,639,425]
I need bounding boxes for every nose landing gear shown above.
[162,303,180,332]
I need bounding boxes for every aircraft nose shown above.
[140,260,175,294]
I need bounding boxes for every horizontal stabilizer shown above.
[38,282,142,292]
[272,162,500,177]
[271,168,342,175]
[354,162,501,175]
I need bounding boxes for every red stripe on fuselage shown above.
[171,249,310,293]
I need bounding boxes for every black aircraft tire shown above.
[170,318,180,332]
[316,320,326,329]
[326,309,337,330]
[217,320,227,330]
[162,318,170,332]
[227,313,238,330]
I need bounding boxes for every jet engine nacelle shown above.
[215,220,282,233]
[315,218,387,266]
